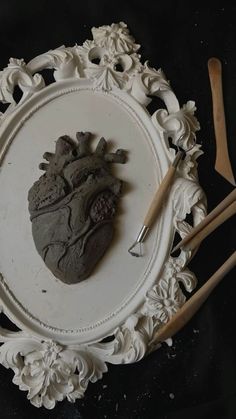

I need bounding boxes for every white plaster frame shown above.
[0,22,206,409]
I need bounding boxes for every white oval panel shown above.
[0,80,172,343]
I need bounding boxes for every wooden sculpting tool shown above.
[208,57,235,186]
[150,251,236,345]
[128,149,183,257]
[172,188,236,253]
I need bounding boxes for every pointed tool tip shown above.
[215,168,236,187]
[171,244,179,255]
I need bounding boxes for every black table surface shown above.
[0,1,235,418]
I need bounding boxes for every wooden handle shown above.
[185,200,236,251]
[151,251,236,344]
[172,189,236,252]
[208,57,235,186]
[143,164,176,228]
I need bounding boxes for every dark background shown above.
[0,1,235,418]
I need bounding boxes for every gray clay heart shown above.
[28,132,126,284]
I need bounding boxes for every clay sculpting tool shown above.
[128,148,183,257]
[150,251,236,345]
[172,188,236,253]
[208,57,235,186]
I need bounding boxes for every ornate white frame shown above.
[0,22,206,409]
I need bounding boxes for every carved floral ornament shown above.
[0,22,206,408]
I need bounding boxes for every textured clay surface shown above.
[28,132,126,284]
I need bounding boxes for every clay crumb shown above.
[165,338,173,347]
[167,352,177,359]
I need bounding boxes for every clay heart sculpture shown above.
[28,132,126,284]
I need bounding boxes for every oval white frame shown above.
[0,22,206,409]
